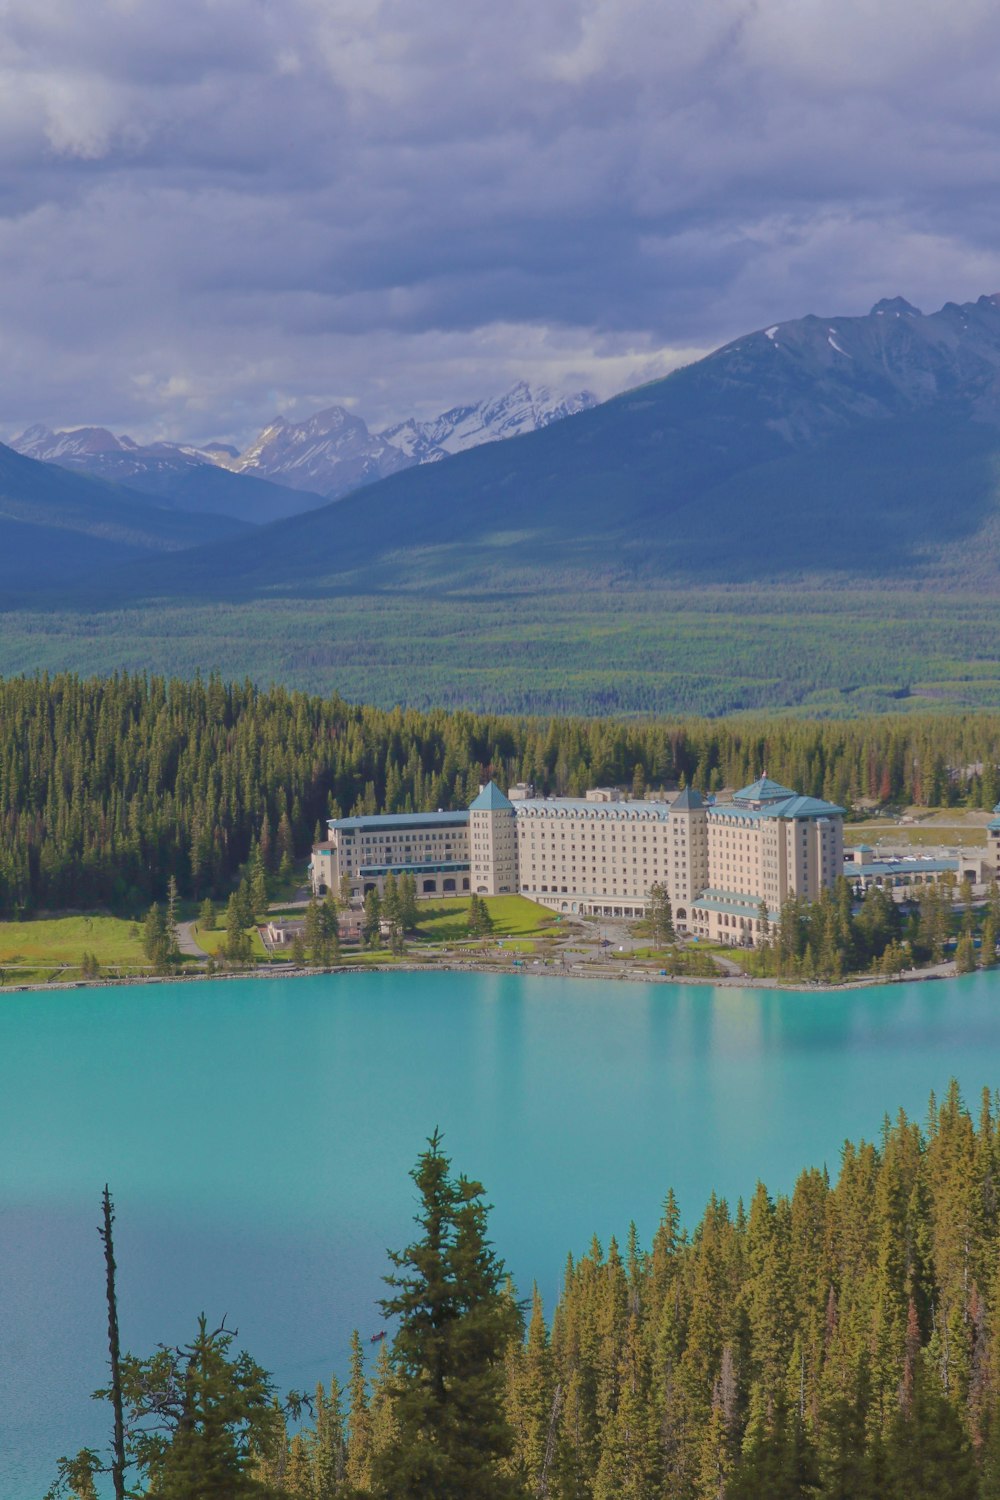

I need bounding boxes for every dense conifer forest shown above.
[53,1087,1000,1499]
[4,673,1000,916]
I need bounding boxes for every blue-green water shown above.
[5,967,1000,1495]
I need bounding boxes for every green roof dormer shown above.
[469,781,514,812]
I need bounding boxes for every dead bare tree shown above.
[99,1185,127,1500]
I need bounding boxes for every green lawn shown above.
[0,914,148,983]
[847,822,988,848]
[193,923,270,959]
[412,895,559,944]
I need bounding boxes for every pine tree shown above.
[399,873,418,932]
[165,876,181,963]
[199,897,216,931]
[346,1330,373,1492]
[362,889,382,949]
[816,1385,876,1500]
[249,846,269,919]
[368,1341,399,1472]
[313,1375,348,1497]
[304,895,325,966]
[725,1392,818,1500]
[142,903,171,970]
[277,811,296,884]
[322,891,341,964]
[382,874,403,953]
[373,1132,526,1499]
[648,883,674,946]
[224,893,252,963]
[955,931,976,973]
[882,1345,978,1499]
[592,1312,660,1499]
[503,1285,553,1493]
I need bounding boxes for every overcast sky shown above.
[4,0,1000,446]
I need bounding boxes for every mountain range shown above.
[10,293,1000,722]
[12,381,598,518]
[69,292,1000,604]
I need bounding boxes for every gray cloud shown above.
[2,0,1000,444]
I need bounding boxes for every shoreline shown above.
[0,953,964,997]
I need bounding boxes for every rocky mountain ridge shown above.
[83,291,1000,603]
[215,380,598,498]
[9,424,322,525]
[14,381,598,508]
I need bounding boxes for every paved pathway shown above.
[177,920,208,958]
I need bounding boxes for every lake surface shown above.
[5,967,1000,1495]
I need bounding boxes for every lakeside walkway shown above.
[0,945,964,997]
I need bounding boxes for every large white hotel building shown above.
[310,775,845,947]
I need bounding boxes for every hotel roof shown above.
[671,787,704,810]
[692,888,781,921]
[846,856,958,877]
[713,794,844,821]
[469,781,514,811]
[329,811,468,832]
[733,776,796,803]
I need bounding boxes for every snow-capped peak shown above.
[380,382,598,464]
[12,382,601,505]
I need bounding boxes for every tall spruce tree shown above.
[373,1131,526,1500]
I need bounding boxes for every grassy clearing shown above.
[847,822,988,848]
[412,896,559,943]
[0,915,148,982]
[193,924,270,959]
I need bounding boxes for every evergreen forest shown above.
[5,672,1000,917]
[52,1087,1000,1500]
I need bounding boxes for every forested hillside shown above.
[0,442,247,593]
[55,1088,1000,1499]
[4,673,1000,915]
[60,294,1000,607]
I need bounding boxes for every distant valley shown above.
[7,297,1000,716]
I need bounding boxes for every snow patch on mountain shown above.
[13,383,599,507]
[381,382,598,463]
[214,382,599,499]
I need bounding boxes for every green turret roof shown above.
[671,788,703,810]
[469,780,514,811]
[734,776,796,804]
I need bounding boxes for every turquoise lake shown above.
[5,966,1000,1495]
